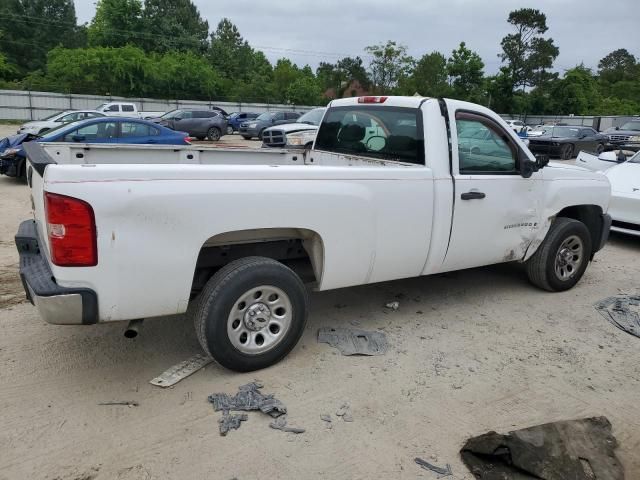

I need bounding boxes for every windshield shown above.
[40,111,64,121]
[629,151,640,163]
[297,108,326,125]
[256,112,272,121]
[160,109,182,119]
[619,121,640,131]
[95,103,107,111]
[550,126,579,138]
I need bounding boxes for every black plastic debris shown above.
[595,295,640,338]
[269,415,305,434]
[414,457,452,477]
[208,381,286,417]
[317,327,388,356]
[218,413,248,436]
[460,416,623,480]
[209,382,303,436]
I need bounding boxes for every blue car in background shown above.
[227,112,259,134]
[0,117,191,179]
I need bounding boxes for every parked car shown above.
[527,126,607,159]
[261,107,326,148]
[604,151,640,236]
[603,119,640,152]
[0,117,190,179]
[149,109,228,141]
[16,95,611,372]
[95,102,165,119]
[504,119,526,133]
[575,150,631,171]
[239,111,302,140]
[227,112,259,134]
[17,110,105,135]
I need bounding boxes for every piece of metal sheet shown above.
[150,353,213,388]
[317,327,388,356]
[595,295,640,338]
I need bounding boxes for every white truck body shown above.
[95,102,164,119]
[16,96,612,370]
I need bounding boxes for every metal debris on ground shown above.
[150,353,213,388]
[460,416,623,480]
[98,401,139,407]
[317,327,388,356]
[385,301,400,311]
[209,382,301,436]
[269,415,305,434]
[218,413,248,436]
[209,381,286,417]
[414,457,452,477]
[320,414,333,428]
[595,295,640,338]
[335,403,353,422]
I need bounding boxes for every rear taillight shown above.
[358,96,388,104]
[44,192,97,267]
[184,136,193,144]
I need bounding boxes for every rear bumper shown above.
[15,220,98,325]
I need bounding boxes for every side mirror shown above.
[521,154,548,178]
[615,126,620,130]
[616,150,627,163]
[535,154,550,169]
[71,135,85,142]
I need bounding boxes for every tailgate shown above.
[23,142,57,260]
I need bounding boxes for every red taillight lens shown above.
[44,192,97,267]
[184,136,193,144]
[358,96,388,104]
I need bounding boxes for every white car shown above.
[17,96,611,372]
[575,150,630,171]
[17,110,105,135]
[505,119,526,133]
[261,107,326,149]
[95,102,165,119]
[604,152,640,236]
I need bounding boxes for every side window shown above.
[122,104,135,112]
[238,114,246,120]
[180,111,194,119]
[456,114,517,174]
[58,113,77,122]
[106,104,120,112]
[86,112,101,119]
[62,122,118,141]
[286,112,299,120]
[273,112,285,121]
[120,122,156,137]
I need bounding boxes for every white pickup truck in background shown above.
[95,101,164,119]
[16,96,612,372]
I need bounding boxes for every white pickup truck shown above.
[95,102,164,119]
[16,96,612,372]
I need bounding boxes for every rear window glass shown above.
[314,106,423,165]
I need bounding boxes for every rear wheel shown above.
[560,144,573,160]
[596,143,605,154]
[192,256,309,372]
[241,135,252,140]
[226,126,234,135]
[525,217,592,292]
[207,127,221,141]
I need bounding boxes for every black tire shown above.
[241,135,252,140]
[192,256,309,372]
[560,144,573,160]
[525,217,592,292]
[207,127,221,141]
[596,143,605,154]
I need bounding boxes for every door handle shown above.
[461,191,486,200]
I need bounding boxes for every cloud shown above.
[75,0,640,74]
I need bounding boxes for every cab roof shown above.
[329,95,431,109]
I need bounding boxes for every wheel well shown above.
[190,228,324,298]
[556,205,603,250]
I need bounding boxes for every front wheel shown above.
[192,257,309,372]
[596,143,605,154]
[207,127,221,141]
[525,217,592,292]
[226,126,234,135]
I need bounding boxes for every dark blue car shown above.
[0,117,191,178]
[227,112,259,134]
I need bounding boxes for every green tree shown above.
[550,65,600,115]
[0,0,81,75]
[399,51,450,97]
[598,48,637,83]
[316,56,369,97]
[447,42,485,101]
[364,41,413,93]
[0,52,16,80]
[286,77,321,105]
[150,51,220,99]
[209,18,254,81]
[142,0,209,53]
[272,58,301,102]
[88,0,144,48]
[499,8,559,91]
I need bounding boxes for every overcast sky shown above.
[74,0,640,74]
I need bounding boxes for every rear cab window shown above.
[314,106,424,165]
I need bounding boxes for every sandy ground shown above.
[1,125,639,479]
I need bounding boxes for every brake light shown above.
[44,192,97,267]
[358,96,388,104]
[184,136,193,144]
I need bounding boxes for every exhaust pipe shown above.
[124,319,144,339]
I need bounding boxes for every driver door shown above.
[441,108,543,271]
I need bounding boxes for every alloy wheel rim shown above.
[554,235,583,281]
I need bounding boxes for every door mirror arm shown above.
[520,150,548,178]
